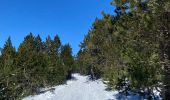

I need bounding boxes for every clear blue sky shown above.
[0,0,115,55]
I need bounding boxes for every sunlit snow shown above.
[23,74,160,100]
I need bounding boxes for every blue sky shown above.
[0,0,115,55]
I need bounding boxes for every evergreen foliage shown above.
[60,44,74,80]
[0,33,74,99]
[76,0,170,99]
[0,0,170,99]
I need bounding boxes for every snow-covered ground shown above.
[23,74,160,100]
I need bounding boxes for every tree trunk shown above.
[90,65,95,80]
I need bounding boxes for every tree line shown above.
[0,0,170,99]
[0,33,74,99]
[75,0,170,99]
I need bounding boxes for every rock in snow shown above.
[23,74,160,100]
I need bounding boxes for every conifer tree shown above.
[53,34,61,55]
[60,44,74,79]
[0,37,17,99]
[34,34,43,52]
[44,35,53,54]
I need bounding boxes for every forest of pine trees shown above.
[75,0,170,100]
[0,33,74,99]
[0,0,170,100]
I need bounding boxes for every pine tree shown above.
[44,35,65,85]
[1,37,16,67]
[16,33,41,96]
[34,34,43,52]
[74,49,89,75]
[0,37,17,99]
[44,35,53,54]
[60,44,74,80]
[53,34,61,55]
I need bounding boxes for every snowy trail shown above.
[23,74,155,100]
[23,74,118,100]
